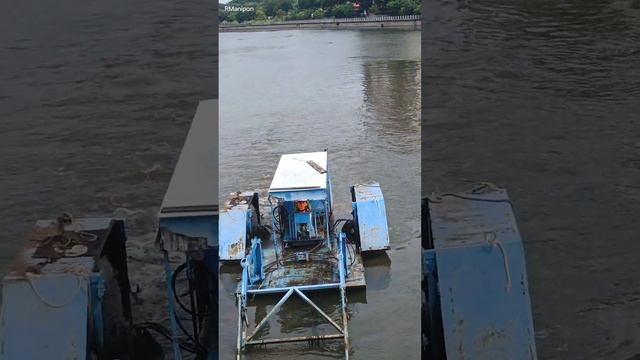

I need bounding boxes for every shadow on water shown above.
[362,253,391,292]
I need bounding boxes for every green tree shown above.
[386,0,418,15]
[279,0,293,12]
[219,9,230,22]
[263,0,280,16]
[372,0,389,13]
[255,7,267,20]
[357,0,373,11]
[311,8,324,18]
[235,9,256,22]
[333,3,354,17]
[298,0,317,9]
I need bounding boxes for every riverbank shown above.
[220,15,421,32]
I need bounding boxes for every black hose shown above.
[171,262,214,317]
[169,262,213,357]
[133,322,198,354]
[331,218,351,235]
[173,310,205,354]
[272,205,288,237]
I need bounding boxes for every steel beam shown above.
[293,287,344,334]
[246,288,295,341]
[245,334,344,346]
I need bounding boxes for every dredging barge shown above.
[220,151,391,359]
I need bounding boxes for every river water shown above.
[423,1,640,359]
[219,30,421,359]
[0,0,217,356]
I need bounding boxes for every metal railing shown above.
[222,14,421,27]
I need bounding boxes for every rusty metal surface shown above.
[158,226,208,252]
[245,333,344,345]
[0,217,129,359]
[6,218,115,278]
[32,229,108,259]
[219,206,249,260]
[240,241,366,292]
[220,192,260,260]
[156,212,217,252]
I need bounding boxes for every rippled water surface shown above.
[0,0,216,355]
[423,1,640,359]
[219,30,421,360]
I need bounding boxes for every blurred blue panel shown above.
[0,274,89,359]
[429,188,537,360]
[352,182,390,251]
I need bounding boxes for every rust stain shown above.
[477,328,506,350]
[225,191,248,210]
[228,239,244,257]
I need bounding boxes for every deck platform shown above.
[239,238,365,295]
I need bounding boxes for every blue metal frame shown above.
[269,191,330,246]
[235,232,351,359]
[245,238,264,285]
[89,274,106,352]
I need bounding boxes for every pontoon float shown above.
[422,183,537,359]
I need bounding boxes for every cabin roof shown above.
[160,99,218,217]
[269,152,328,192]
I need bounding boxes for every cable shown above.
[171,263,214,317]
[426,193,514,209]
[347,240,356,267]
[485,231,511,293]
[133,322,199,354]
[169,262,217,358]
[272,205,288,237]
[331,218,351,234]
[173,310,205,354]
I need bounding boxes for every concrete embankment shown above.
[220,16,421,32]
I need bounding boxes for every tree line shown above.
[220,0,420,23]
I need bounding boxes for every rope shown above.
[425,182,513,207]
[485,232,511,293]
[27,274,85,308]
[427,193,513,207]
